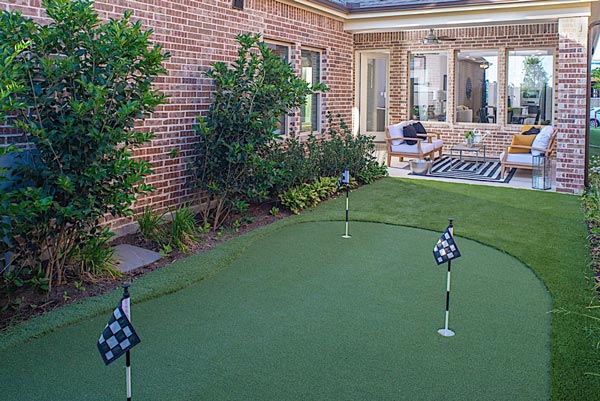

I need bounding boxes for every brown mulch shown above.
[0,203,291,332]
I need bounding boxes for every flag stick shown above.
[341,168,351,239]
[438,218,455,337]
[123,283,132,401]
[342,185,351,238]
[126,351,131,401]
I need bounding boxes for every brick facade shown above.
[556,17,589,194]
[0,1,590,234]
[0,0,354,233]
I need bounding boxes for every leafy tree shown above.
[194,33,327,228]
[0,0,169,289]
[592,67,600,90]
[521,56,549,90]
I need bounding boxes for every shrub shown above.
[193,33,326,229]
[168,206,198,253]
[137,206,199,253]
[279,176,340,214]
[268,113,388,196]
[138,208,167,245]
[0,0,169,290]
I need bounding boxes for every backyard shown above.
[0,178,595,400]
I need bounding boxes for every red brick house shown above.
[1,0,598,231]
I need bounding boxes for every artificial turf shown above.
[0,221,550,400]
[0,177,594,400]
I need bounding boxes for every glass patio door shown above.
[358,52,389,142]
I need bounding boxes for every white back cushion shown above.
[388,121,414,146]
[531,126,553,156]
[388,124,403,145]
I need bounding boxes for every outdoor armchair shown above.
[385,121,443,167]
[499,125,556,179]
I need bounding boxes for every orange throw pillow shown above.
[508,134,536,154]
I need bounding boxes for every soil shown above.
[0,202,291,332]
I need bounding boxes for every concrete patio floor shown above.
[373,145,555,191]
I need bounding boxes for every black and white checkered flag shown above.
[433,227,461,265]
[97,299,141,366]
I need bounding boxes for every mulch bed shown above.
[0,202,291,332]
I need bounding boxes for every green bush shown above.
[279,176,340,214]
[138,208,167,245]
[268,113,388,195]
[137,206,200,253]
[168,206,199,253]
[193,33,326,229]
[0,0,168,290]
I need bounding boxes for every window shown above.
[265,42,290,136]
[409,52,448,122]
[506,50,554,125]
[300,49,321,133]
[455,51,498,124]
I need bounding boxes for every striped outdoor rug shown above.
[417,156,516,183]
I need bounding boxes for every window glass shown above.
[456,50,498,124]
[266,42,290,135]
[507,50,554,125]
[301,49,321,133]
[409,52,447,122]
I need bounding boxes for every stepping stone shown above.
[113,244,162,273]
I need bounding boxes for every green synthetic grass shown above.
[0,222,550,400]
[0,178,595,400]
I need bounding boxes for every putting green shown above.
[0,222,550,400]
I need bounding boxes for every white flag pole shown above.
[438,218,455,337]
[341,168,351,239]
[122,283,132,401]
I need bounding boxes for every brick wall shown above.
[353,23,591,193]
[556,17,588,194]
[0,0,354,232]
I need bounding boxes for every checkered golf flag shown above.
[337,169,349,188]
[97,299,140,366]
[433,227,461,265]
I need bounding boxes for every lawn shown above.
[0,178,595,400]
[590,128,600,158]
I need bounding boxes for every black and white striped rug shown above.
[415,156,516,183]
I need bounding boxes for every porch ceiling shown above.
[292,0,597,32]
[344,1,593,33]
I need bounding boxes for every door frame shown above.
[355,50,390,142]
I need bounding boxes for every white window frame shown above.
[300,47,323,134]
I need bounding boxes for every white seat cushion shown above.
[531,126,553,156]
[500,151,533,165]
[431,139,443,149]
[391,142,434,154]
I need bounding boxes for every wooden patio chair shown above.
[499,125,556,179]
[384,122,443,167]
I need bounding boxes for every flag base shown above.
[341,234,352,239]
[437,328,455,337]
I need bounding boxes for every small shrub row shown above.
[581,155,600,371]
[268,113,388,198]
[279,176,344,214]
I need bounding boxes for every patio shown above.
[374,143,556,191]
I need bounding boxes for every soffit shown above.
[288,1,595,31]
[345,2,592,32]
